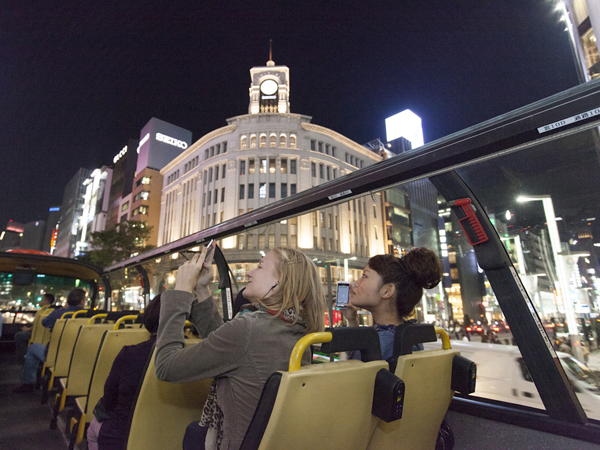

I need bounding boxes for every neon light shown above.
[113,145,128,164]
[49,207,60,212]
[385,109,424,148]
[155,132,188,149]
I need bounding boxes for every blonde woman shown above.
[156,246,325,450]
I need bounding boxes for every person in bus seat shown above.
[86,294,161,450]
[14,293,55,359]
[343,248,443,361]
[155,246,325,450]
[13,288,86,393]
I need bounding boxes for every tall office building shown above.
[107,139,138,228]
[564,0,600,80]
[43,207,61,254]
[54,168,92,258]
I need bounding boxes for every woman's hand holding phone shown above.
[175,248,208,293]
[194,244,215,300]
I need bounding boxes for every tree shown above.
[81,220,154,267]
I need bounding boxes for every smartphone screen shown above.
[336,282,350,308]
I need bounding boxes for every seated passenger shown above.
[13,288,87,393]
[155,246,325,450]
[15,293,55,359]
[87,294,161,450]
[344,248,443,361]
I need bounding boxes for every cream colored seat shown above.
[70,327,151,447]
[27,305,53,346]
[126,339,213,450]
[51,323,115,427]
[367,324,465,450]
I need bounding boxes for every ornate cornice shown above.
[161,124,237,175]
[301,123,381,160]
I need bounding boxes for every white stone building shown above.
[158,58,386,283]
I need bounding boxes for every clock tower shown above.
[248,54,290,114]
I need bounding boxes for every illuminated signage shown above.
[49,207,60,212]
[113,145,128,164]
[156,132,188,149]
[137,133,150,154]
[385,109,424,148]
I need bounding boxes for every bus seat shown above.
[47,319,90,396]
[40,318,68,404]
[28,306,52,346]
[240,330,394,450]
[126,340,212,450]
[367,324,459,450]
[51,324,114,428]
[69,328,151,448]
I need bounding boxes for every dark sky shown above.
[0,1,579,229]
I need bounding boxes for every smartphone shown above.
[206,239,215,251]
[336,281,351,308]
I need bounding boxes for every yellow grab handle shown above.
[72,310,88,318]
[289,332,333,372]
[435,327,451,350]
[40,305,50,310]
[76,413,86,444]
[61,311,75,319]
[114,315,139,330]
[88,313,108,325]
[184,320,194,328]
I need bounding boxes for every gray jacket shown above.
[155,289,310,450]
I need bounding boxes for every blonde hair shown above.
[258,247,325,334]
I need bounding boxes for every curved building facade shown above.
[158,59,386,286]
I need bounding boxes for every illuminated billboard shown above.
[136,118,192,173]
[385,109,424,148]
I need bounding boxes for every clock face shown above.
[260,79,278,95]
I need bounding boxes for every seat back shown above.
[64,324,115,397]
[254,360,388,450]
[45,319,68,371]
[367,326,458,450]
[53,318,91,378]
[85,328,151,418]
[28,307,52,345]
[126,340,213,450]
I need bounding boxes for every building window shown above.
[336,217,339,230]
[322,238,326,250]
[241,136,247,149]
[280,134,287,147]
[121,201,129,211]
[215,166,219,181]
[248,183,254,199]
[239,185,245,200]
[220,211,224,223]
[281,183,287,198]
[290,183,296,195]
[260,134,267,148]
[133,190,150,202]
[270,134,277,147]
[281,158,287,174]
[205,148,209,159]
[260,158,267,174]
[238,235,244,250]
[216,144,221,155]
[208,168,213,183]
[358,201,362,215]
[290,216,297,225]
[132,205,148,216]
[318,142,323,153]
[333,168,337,179]
[202,193,206,208]
[140,176,150,185]
[291,235,297,247]
[290,135,296,148]
[268,234,275,248]
[313,236,318,248]
[223,141,227,153]
[210,146,215,157]
[350,155,354,166]
[249,158,255,174]
[311,162,316,177]
[312,212,317,227]
[250,135,257,148]
[208,190,212,205]
[259,183,266,198]
[332,146,336,158]
[319,164,324,179]
[204,170,207,185]
[247,234,254,250]
[290,159,296,174]
[259,234,266,248]
[281,234,288,247]
[240,160,246,175]
[120,214,128,223]
[269,183,276,198]
[320,212,325,228]
[325,144,330,155]
[373,205,377,218]
[345,153,349,163]
[349,221,352,233]
[326,166,330,181]
[222,164,226,178]
[221,188,225,202]
[269,158,276,173]
[310,140,316,151]
[374,226,378,240]
[329,238,333,251]
[214,190,218,204]
[360,160,364,168]
[328,214,332,229]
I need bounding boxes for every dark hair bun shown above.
[402,248,443,290]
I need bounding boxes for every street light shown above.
[516,195,579,338]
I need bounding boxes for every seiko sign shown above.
[156,132,188,149]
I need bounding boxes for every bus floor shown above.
[0,345,72,450]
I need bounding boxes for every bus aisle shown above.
[0,349,68,450]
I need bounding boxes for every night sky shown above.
[0,1,580,229]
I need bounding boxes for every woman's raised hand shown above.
[342,303,359,327]
[175,248,208,293]
[194,247,215,300]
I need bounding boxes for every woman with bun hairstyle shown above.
[155,246,325,450]
[344,248,443,360]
